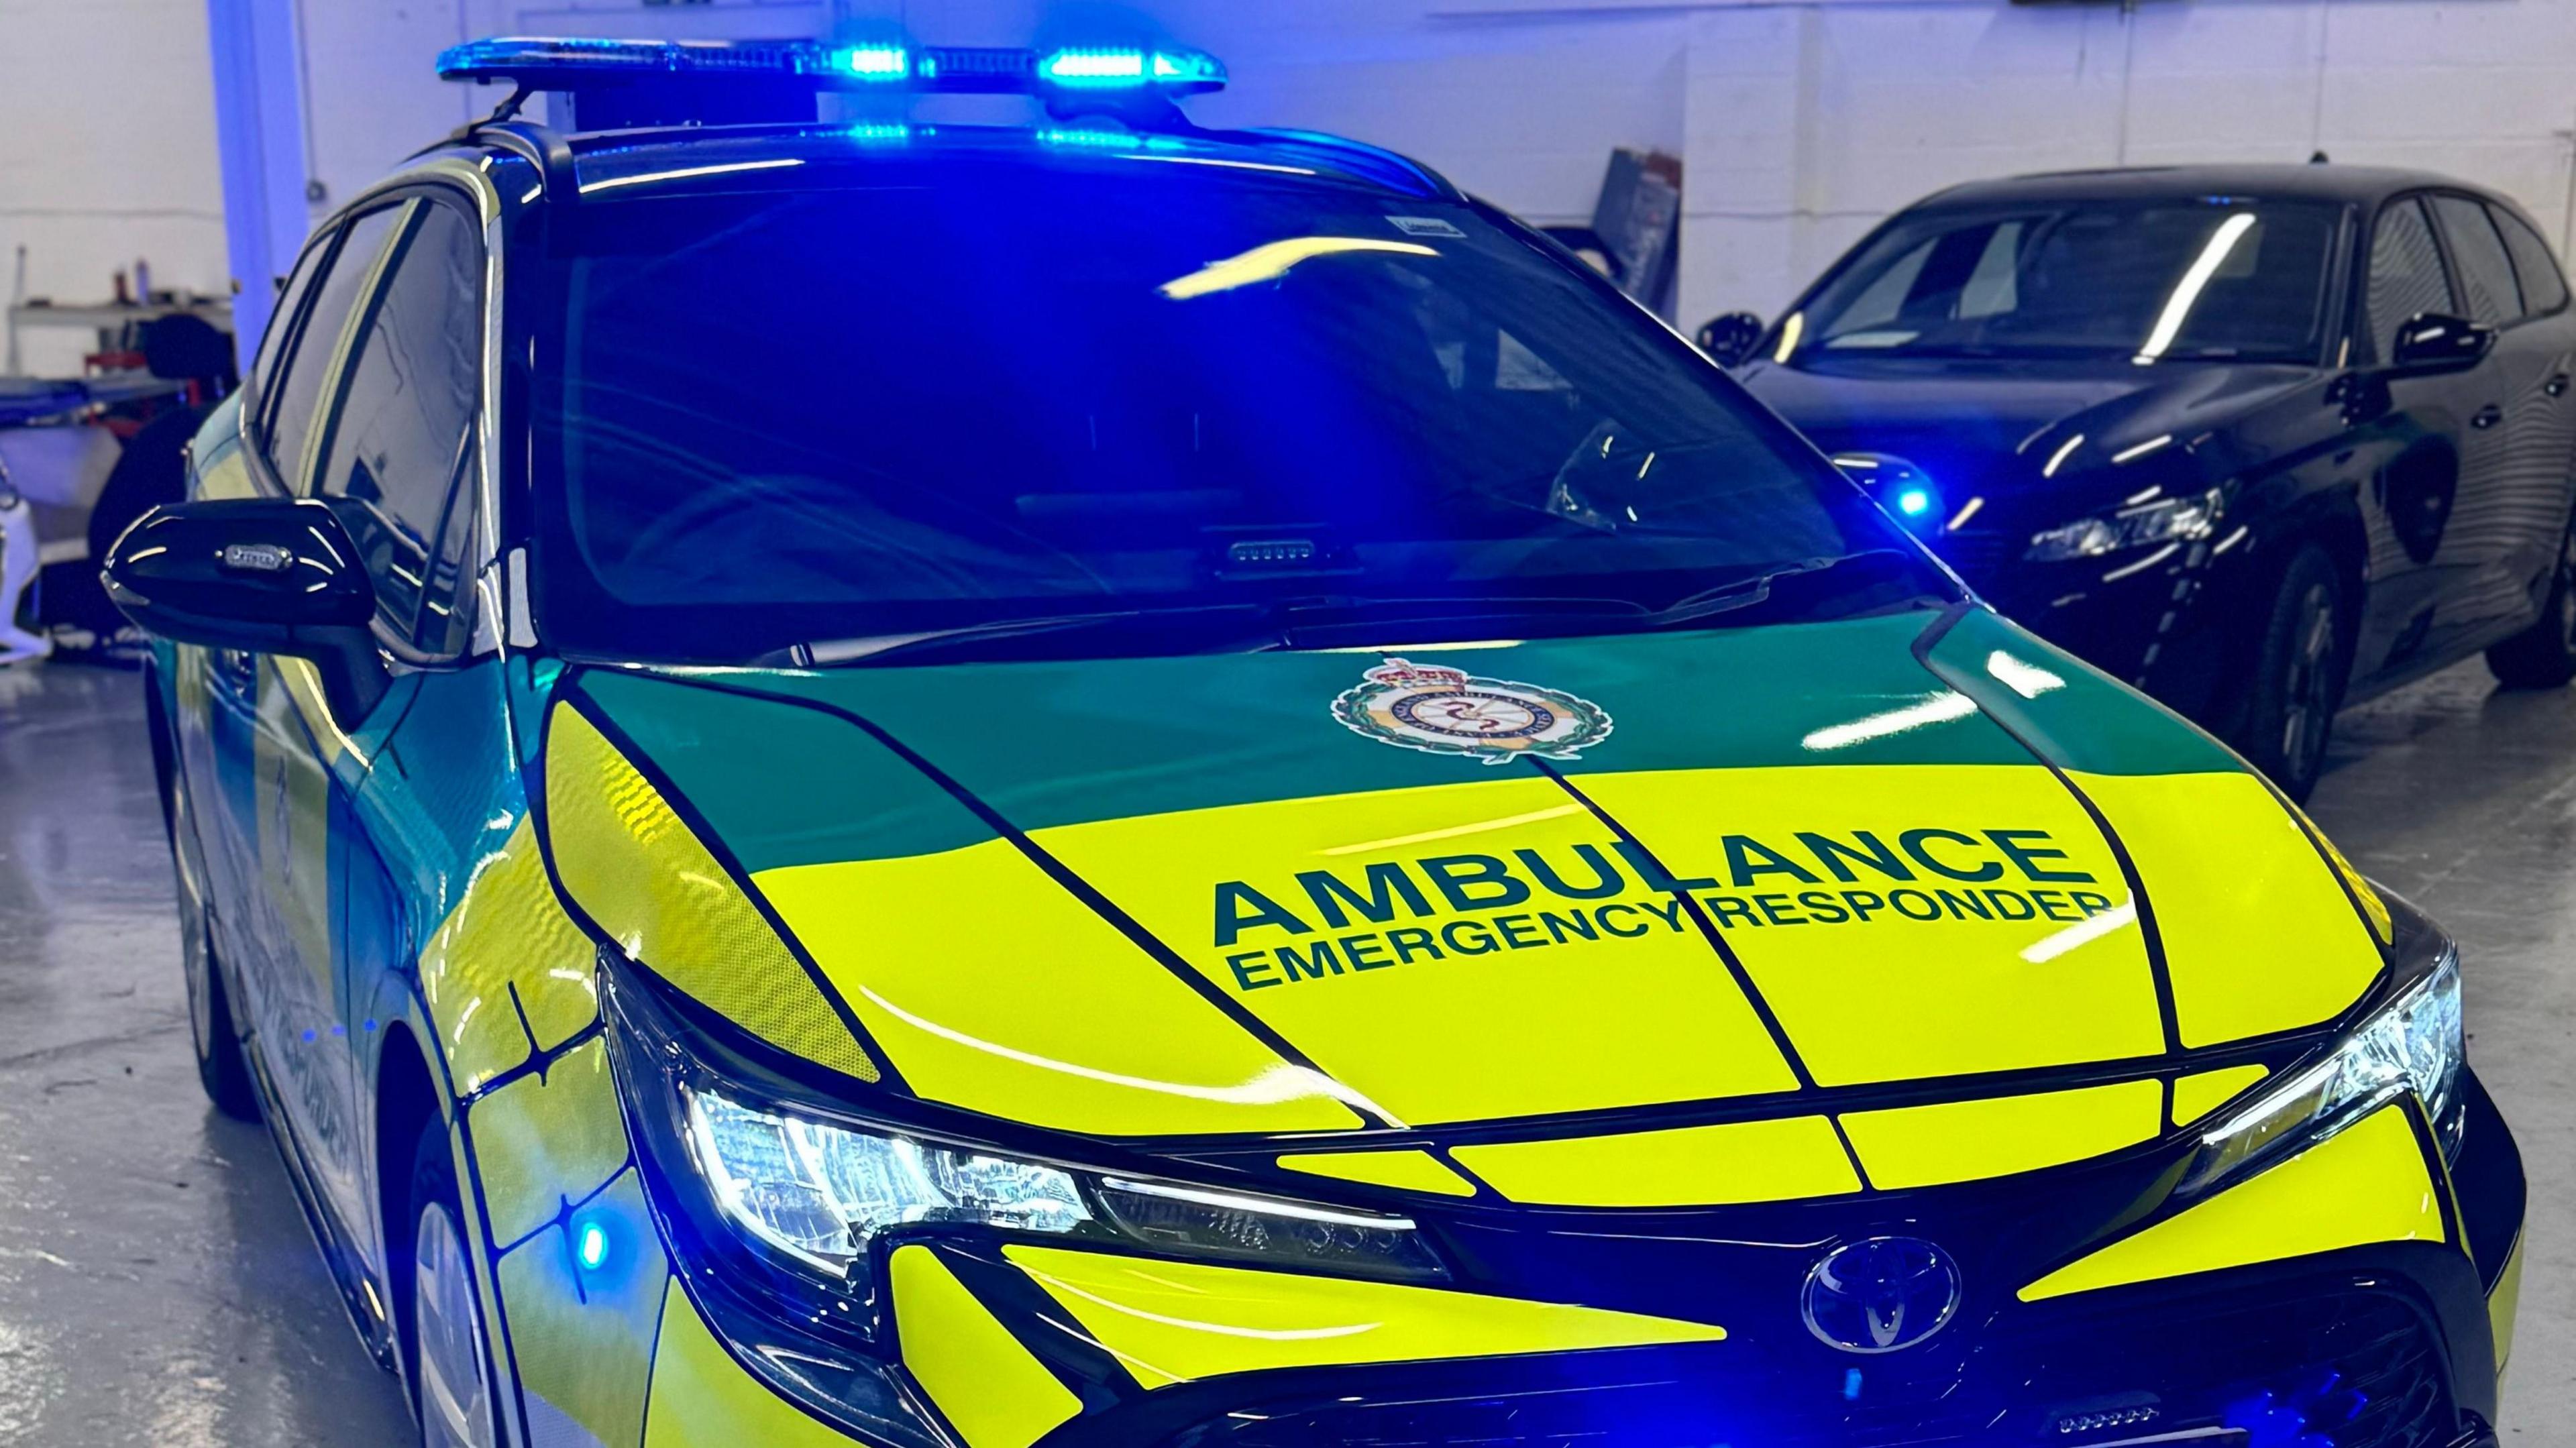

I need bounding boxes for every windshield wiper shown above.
[782,604,1279,667]
[1645,548,1947,628]
[773,559,1948,668]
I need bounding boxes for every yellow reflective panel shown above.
[496,1172,667,1448]
[193,440,258,500]
[1578,765,2163,1086]
[174,644,210,716]
[755,840,1362,1137]
[644,1278,863,1447]
[1840,1080,2162,1190]
[2288,799,2394,945]
[2073,772,2382,1048]
[891,1245,1081,1448]
[1006,1246,1723,1390]
[468,1037,628,1247]
[416,818,597,1095]
[2019,1106,2443,1302]
[273,654,358,764]
[545,704,879,1082]
[1034,776,1796,1126]
[1454,1116,1860,1208]
[252,671,335,993]
[2173,1064,2271,1127]
[1277,1150,1478,1198]
[2490,1237,2524,1376]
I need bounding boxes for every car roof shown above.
[437,118,1456,205]
[1915,162,2498,212]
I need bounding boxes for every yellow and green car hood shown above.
[535,606,2392,1204]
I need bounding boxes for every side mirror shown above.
[2388,311,2493,375]
[103,497,387,719]
[1539,225,1625,284]
[1696,311,1766,368]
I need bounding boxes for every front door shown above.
[197,203,405,1231]
[248,190,487,1246]
[2420,192,2564,660]
[2345,194,2472,686]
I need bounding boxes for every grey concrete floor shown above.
[0,656,2565,1444]
[0,665,411,1446]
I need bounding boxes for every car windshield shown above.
[533,146,1946,663]
[1783,199,2345,366]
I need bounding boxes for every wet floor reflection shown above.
[0,664,410,1447]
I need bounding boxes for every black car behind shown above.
[1706,165,2576,798]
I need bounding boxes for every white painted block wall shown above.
[0,0,229,376]
[9,1,2575,369]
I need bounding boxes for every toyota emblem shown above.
[1801,1236,1962,1353]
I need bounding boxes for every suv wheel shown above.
[2236,545,2345,802]
[405,1123,500,1448]
[2486,508,2576,689]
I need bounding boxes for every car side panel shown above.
[357,657,649,1445]
[2426,303,2567,661]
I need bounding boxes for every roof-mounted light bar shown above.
[435,36,1228,99]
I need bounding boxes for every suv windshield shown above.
[533,149,1945,663]
[1785,199,2345,366]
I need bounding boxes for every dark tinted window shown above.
[2366,199,2455,363]
[251,240,331,404]
[1790,201,2340,363]
[414,484,480,655]
[2495,207,2570,315]
[264,207,401,488]
[311,201,482,641]
[2432,194,2520,324]
[535,154,1934,664]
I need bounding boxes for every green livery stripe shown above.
[583,671,997,875]
[600,612,2051,873]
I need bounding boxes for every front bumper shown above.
[627,1070,2523,1448]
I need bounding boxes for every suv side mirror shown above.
[103,497,387,719]
[2389,311,2493,375]
[1696,311,1766,368]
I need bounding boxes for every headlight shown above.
[1093,1176,1449,1280]
[680,1085,1443,1304]
[2179,947,2462,1197]
[2025,487,2222,562]
[684,1087,1092,1276]
[608,960,1444,1361]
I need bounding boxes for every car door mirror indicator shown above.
[1697,311,1767,368]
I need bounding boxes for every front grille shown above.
[1155,1290,2452,1448]
[2159,1292,2450,1448]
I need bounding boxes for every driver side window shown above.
[309,199,484,653]
[2365,198,2456,366]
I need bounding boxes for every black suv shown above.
[1702,166,2576,797]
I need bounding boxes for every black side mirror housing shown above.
[1538,225,1625,284]
[2388,311,2494,375]
[1696,311,1766,368]
[103,497,387,720]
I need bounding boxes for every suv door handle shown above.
[2473,404,2505,429]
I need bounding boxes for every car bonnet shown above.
[535,606,2392,1175]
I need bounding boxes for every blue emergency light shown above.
[435,36,1228,99]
